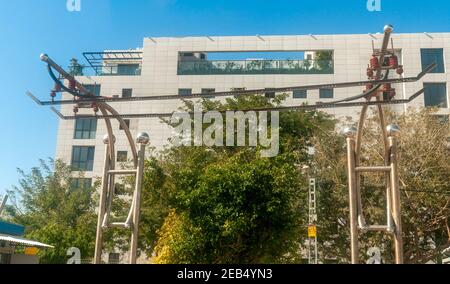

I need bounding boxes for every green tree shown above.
[138,94,336,263]
[6,159,97,264]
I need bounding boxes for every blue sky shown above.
[0,0,449,195]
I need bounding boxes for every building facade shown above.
[55,32,450,185]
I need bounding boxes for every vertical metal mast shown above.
[308,178,318,264]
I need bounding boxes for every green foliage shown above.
[155,153,304,264]
[6,159,97,264]
[139,94,336,263]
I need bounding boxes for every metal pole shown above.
[388,134,404,264]
[308,238,312,264]
[346,135,359,264]
[0,195,8,216]
[308,174,312,264]
[314,234,318,264]
[129,142,147,264]
[94,141,111,264]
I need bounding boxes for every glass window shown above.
[119,120,131,130]
[424,83,448,108]
[201,88,215,94]
[202,88,216,98]
[83,84,101,96]
[117,64,140,75]
[117,151,128,162]
[71,146,95,171]
[0,253,12,264]
[265,89,276,99]
[71,178,92,189]
[434,115,449,124]
[122,88,133,98]
[178,50,334,75]
[74,118,97,139]
[421,49,445,73]
[232,88,246,99]
[293,90,307,99]
[320,88,334,99]
[178,89,192,96]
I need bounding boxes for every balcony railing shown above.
[178,59,334,75]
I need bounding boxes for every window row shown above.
[81,85,134,98]
[74,118,132,140]
[179,83,447,106]
[178,88,335,99]
[71,146,130,171]
[292,89,333,99]
[71,178,92,189]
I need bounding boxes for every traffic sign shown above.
[308,225,317,238]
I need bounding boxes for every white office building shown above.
[55,32,450,185]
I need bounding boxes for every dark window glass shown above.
[117,64,140,75]
[178,89,192,96]
[0,253,12,264]
[434,115,449,124]
[117,151,128,162]
[202,88,215,98]
[120,120,131,130]
[265,89,276,99]
[320,88,334,99]
[293,90,307,99]
[421,49,445,73]
[232,88,246,98]
[71,178,92,189]
[424,83,448,108]
[74,118,97,139]
[71,146,95,171]
[201,88,215,94]
[83,84,101,96]
[122,89,133,98]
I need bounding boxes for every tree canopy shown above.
[5,96,449,264]
[5,159,97,264]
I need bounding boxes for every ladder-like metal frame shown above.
[346,129,402,264]
[95,137,148,264]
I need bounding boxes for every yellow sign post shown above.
[25,247,39,256]
[308,225,317,238]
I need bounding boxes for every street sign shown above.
[308,225,317,238]
[25,247,39,256]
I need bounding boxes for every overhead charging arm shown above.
[49,88,425,120]
[28,63,436,106]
